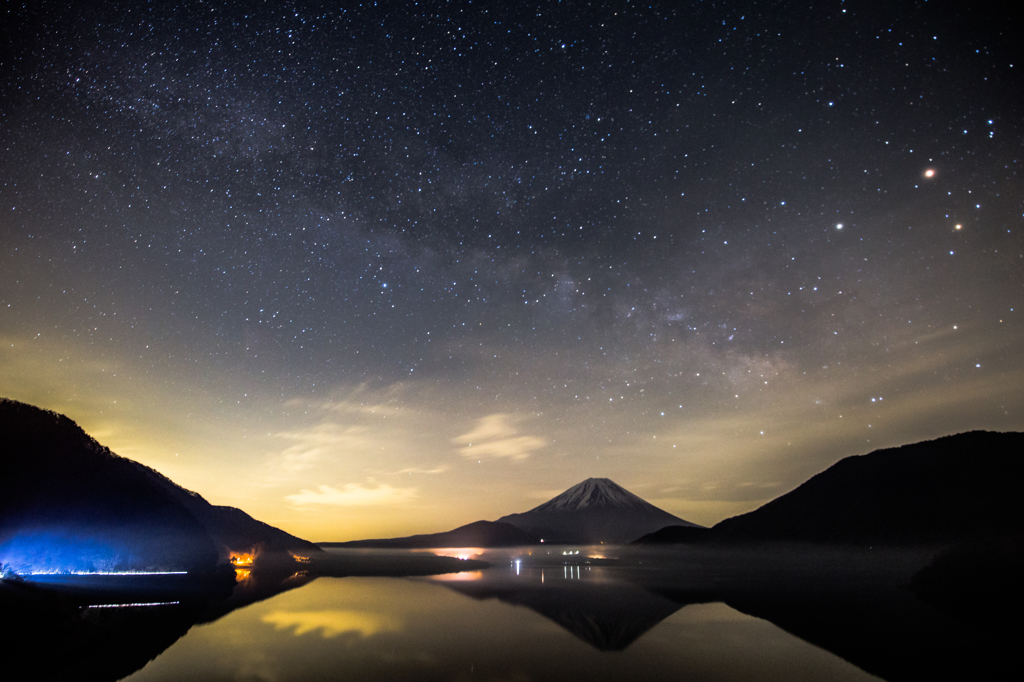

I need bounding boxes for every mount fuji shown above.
[497,478,701,544]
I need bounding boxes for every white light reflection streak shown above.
[88,601,180,608]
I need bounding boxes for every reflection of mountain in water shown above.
[441,545,1020,678]
[0,552,485,682]
[1,570,238,682]
[632,545,1020,682]
[720,583,1019,682]
[436,563,690,651]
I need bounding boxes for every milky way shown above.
[2,1,1022,539]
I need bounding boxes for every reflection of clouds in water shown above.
[99,570,886,681]
[262,610,402,638]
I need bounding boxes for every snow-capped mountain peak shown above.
[496,477,701,544]
[530,478,656,513]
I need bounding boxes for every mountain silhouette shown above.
[323,520,539,549]
[0,398,318,574]
[709,431,1024,545]
[333,478,697,547]
[630,525,713,545]
[497,478,700,544]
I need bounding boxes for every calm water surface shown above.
[123,555,881,682]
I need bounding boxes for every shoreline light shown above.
[25,570,188,576]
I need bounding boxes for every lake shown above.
[122,557,880,682]
[7,545,1012,681]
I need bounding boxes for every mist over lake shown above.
[5,543,1018,682]
[123,559,880,682]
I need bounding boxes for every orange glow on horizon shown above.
[420,547,486,561]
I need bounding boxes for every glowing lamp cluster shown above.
[230,550,257,581]
[230,552,256,566]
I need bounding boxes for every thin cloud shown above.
[395,465,449,475]
[286,483,417,507]
[453,413,545,461]
[273,424,376,474]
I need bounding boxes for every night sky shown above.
[2,0,1022,541]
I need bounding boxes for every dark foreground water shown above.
[5,545,1016,681]
[123,571,877,682]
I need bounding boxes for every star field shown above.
[2,0,1022,539]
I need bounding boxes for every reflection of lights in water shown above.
[88,601,180,609]
[425,571,485,582]
[231,551,257,579]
